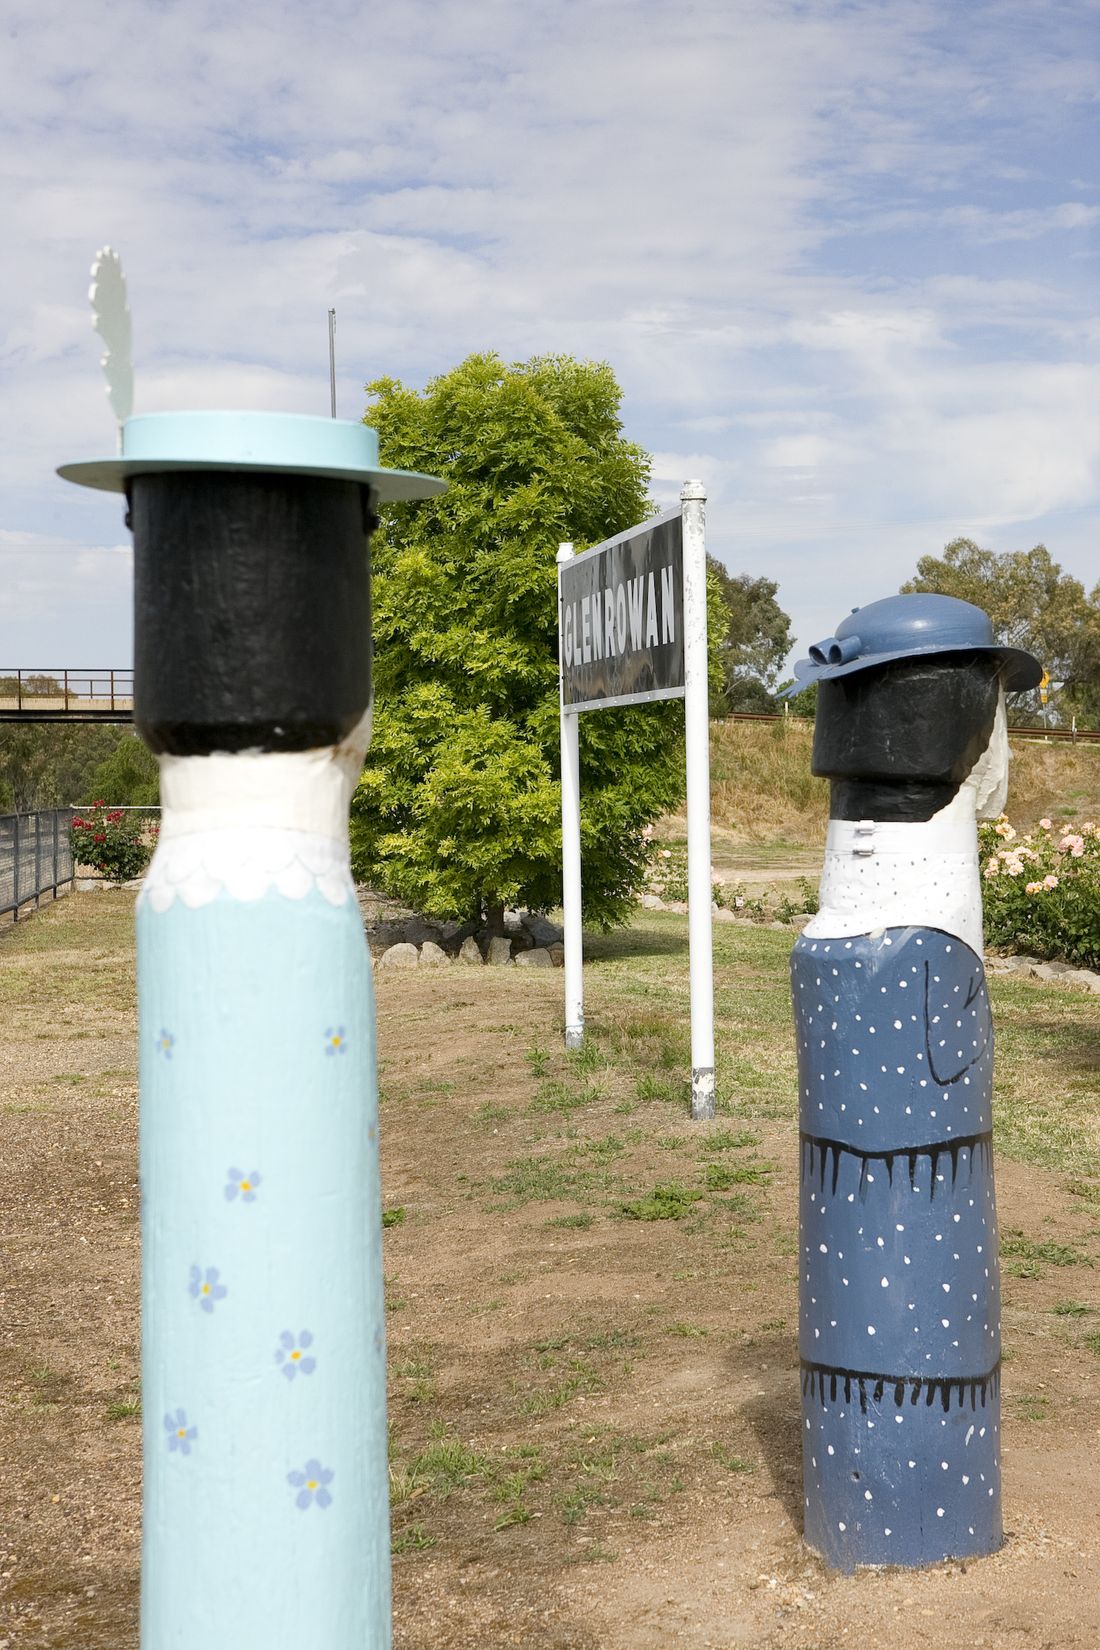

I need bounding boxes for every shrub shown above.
[70,803,158,884]
[980,816,1100,969]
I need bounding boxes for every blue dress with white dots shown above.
[792,924,1001,1570]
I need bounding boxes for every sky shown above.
[1,0,1097,672]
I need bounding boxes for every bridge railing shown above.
[0,669,134,713]
[0,809,76,921]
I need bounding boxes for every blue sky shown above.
[1,0,1096,671]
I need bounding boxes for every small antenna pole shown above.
[328,308,337,418]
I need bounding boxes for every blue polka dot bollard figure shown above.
[784,594,1042,1572]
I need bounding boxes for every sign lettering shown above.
[559,511,684,711]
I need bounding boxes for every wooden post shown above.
[786,593,1040,1571]
[61,410,444,1649]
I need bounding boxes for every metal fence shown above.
[0,809,76,921]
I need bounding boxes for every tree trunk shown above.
[483,899,507,938]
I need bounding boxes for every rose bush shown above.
[980,816,1100,969]
[70,802,158,884]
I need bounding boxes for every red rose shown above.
[107,810,124,823]
[94,831,106,843]
[92,799,107,808]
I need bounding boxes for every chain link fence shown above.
[0,809,76,921]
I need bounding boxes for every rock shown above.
[522,912,563,948]
[639,893,664,910]
[440,919,479,950]
[378,942,420,970]
[1064,968,1100,993]
[789,913,814,933]
[458,936,484,965]
[75,878,105,892]
[1029,962,1062,981]
[486,936,512,966]
[548,944,565,967]
[419,941,450,967]
[516,947,553,968]
[503,909,524,932]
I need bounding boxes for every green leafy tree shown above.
[706,563,793,713]
[0,724,134,813]
[351,352,700,929]
[902,540,1100,723]
[777,679,818,719]
[84,733,160,806]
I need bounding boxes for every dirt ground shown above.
[2,890,1099,1649]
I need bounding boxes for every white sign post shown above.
[557,540,585,1050]
[557,480,716,1119]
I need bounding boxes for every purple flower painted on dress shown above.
[225,1167,261,1203]
[189,1264,227,1313]
[324,1026,347,1056]
[275,1329,316,1380]
[164,1408,197,1455]
[288,1459,333,1510]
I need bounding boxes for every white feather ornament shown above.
[89,246,133,440]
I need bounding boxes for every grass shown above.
[712,1443,755,1473]
[6,875,1100,1614]
[618,1183,702,1221]
[701,1129,762,1152]
[701,718,1100,848]
[519,1367,602,1415]
[1001,1231,1091,1269]
[704,1160,773,1189]
[105,1396,142,1422]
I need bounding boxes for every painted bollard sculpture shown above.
[60,410,443,1646]
[785,594,1040,1571]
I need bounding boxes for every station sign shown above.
[558,509,685,713]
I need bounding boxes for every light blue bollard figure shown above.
[60,410,444,1646]
[784,595,1040,1571]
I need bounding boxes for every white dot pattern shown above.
[794,925,1002,1570]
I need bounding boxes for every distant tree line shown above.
[4,348,1097,941]
[0,726,158,814]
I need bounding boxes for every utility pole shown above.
[328,308,337,418]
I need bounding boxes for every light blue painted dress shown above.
[137,868,389,1647]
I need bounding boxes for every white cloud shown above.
[0,0,1096,669]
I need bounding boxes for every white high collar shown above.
[801,689,1009,959]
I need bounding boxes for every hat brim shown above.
[56,455,446,502]
[783,642,1043,697]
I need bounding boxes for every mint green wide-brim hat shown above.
[58,410,445,501]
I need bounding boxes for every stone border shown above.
[357,889,564,970]
[985,953,1100,993]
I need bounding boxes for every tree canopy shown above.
[350,352,697,928]
[706,563,793,712]
[0,724,154,813]
[902,539,1100,722]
